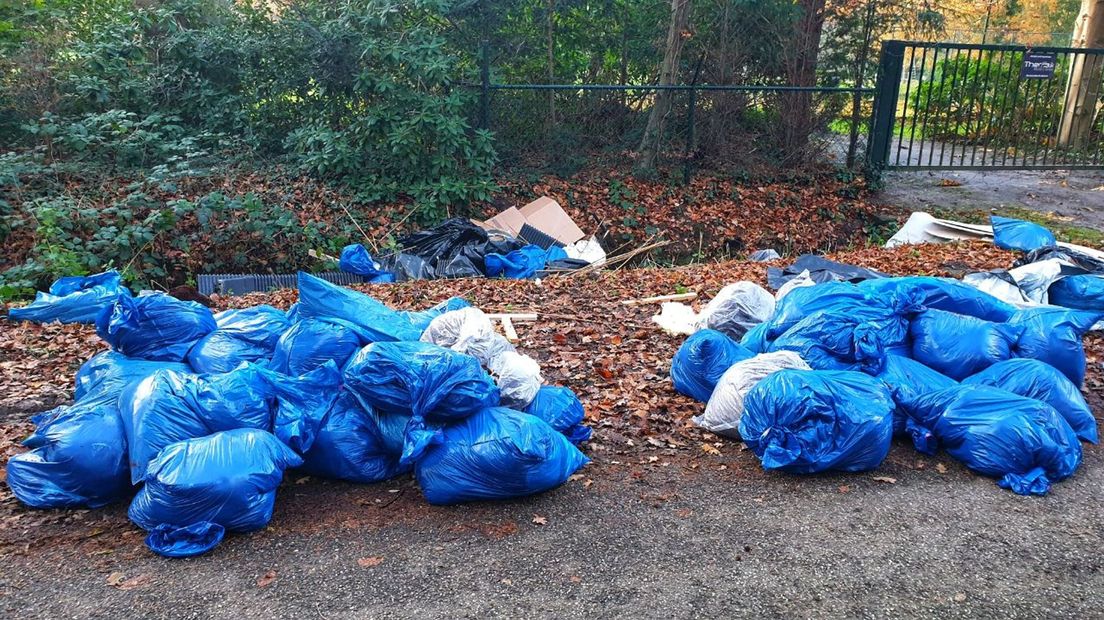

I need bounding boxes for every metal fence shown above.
[870,40,1104,171]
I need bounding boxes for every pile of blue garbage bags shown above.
[672,275,1100,496]
[5,271,590,558]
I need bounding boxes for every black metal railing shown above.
[870,40,1104,171]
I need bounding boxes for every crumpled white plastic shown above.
[651,281,775,339]
[774,269,817,300]
[421,307,516,364]
[565,236,607,266]
[488,350,543,409]
[694,351,811,439]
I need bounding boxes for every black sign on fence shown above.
[1021,52,1057,79]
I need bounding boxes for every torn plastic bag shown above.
[899,385,1080,495]
[343,341,499,423]
[766,255,887,290]
[774,270,816,300]
[120,362,339,484]
[670,330,754,403]
[186,305,291,374]
[339,244,396,283]
[963,359,1097,443]
[399,297,472,334]
[96,293,217,362]
[485,245,562,279]
[6,396,130,509]
[991,215,1056,252]
[145,521,226,558]
[397,218,494,266]
[699,282,775,340]
[488,350,543,409]
[653,302,703,337]
[525,386,591,444]
[74,351,189,401]
[748,249,780,262]
[8,270,131,324]
[962,270,1035,306]
[433,253,483,279]
[858,276,1016,322]
[128,428,304,533]
[420,307,515,364]
[298,390,411,484]
[1048,274,1104,311]
[414,407,589,505]
[695,351,811,439]
[1018,245,1104,273]
[564,236,606,266]
[269,318,361,376]
[909,309,1022,380]
[872,355,957,435]
[377,252,434,281]
[1009,307,1101,386]
[295,272,421,342]
[739,369,894,473]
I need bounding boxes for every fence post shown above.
[479,39,491,130]
[683,86,696,184]
[868,40,906,175]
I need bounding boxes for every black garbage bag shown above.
[766,255,887,290]
[395,218,525,277]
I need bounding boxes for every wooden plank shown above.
[501,316,519,343]
[621,292,697,306]
[486,313,538,322]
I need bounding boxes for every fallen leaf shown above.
[105,572,124,587]
[583,479,594,488]
[838,485,850,494]
[872,476,897,484]
[701,443,721,456]
[953,592,967,603]
[532,514,548,526]
[256,570,278,588]
[117,574,152,590]
[501,578,513,586]
[569,575,582,583]
[935,463,948,474]
[357,556,384,568]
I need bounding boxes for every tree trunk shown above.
[546,0,557,128]
[1058,0,1104,148]
[635,0,692,174]
[779,0,827,161]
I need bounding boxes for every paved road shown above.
[1,439,1101,619]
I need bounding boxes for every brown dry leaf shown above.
[935,463,948,474]
[532,514,548,526]
[357,556,384,568]
[838,485,850,494]
[701,443,721,456]
[872,476,897,484]
[938,178,963,187]
[117,574,152,591]
[256,570,278,588]
[105,572,124,587]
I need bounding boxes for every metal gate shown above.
[869,40,1104,171]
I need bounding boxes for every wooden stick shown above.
[486,313,538,322]
[501,316,519,342]
[621,292,697,306]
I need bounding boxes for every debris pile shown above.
[670,275,1098,495]
[5,272,590,557]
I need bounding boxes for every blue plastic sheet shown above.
[909,309,1021,380]
[6,395,131,509]
[963,359,1098,443]
[670,330,753,402]
[295,272,421,342]
[400,297,472,334]
[524,386,592,444]
[1049,275,1104,311]
[899,385,1081,495]
[74,351,189,401]
[741,282,868,352]
[739,369,895,474]
[415,408,589,505]
[145,522,226,558]
[128,428,303,533]
[872,355,957,435]
[186,305,290,374]
[7,270,131,324]
[1010,307,1101,386]
[484,245,568,279]
[298,391,410,484]
[339,244,396,283]
[991,215,1057,252]
[858,276,1016,322]
[96,293,217,362]
[269,318,361,376]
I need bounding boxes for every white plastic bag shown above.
[775,270,817,300]
[489,350,543,408]
[652,302,701,336]
[421,307,515,364]
[694,351,811,438]
[699,282,775,340]
[565,236,607,266]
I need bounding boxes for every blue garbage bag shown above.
[858,276,1016,322]
[741,282,869,352]
[739,369,895,474]
[909,309,1022,380]
[96,293,217,362]
[295,272,421,342]
[963,359,1097,443]
[1048,275,1104,311]
[128,428,303,533]
[339,244,396,283]
[145,522,225,558]
[991,215,1057,252]
[298,390,411,484]
[1009,307,1101,386]
[415,408,589,505]
[400,297,472,334]
[671,330,754,402]
[269,318,361,376]
[899,385,1081,495]
[6,395,130,509]
[7,270,131,324]
[186,305,291,374]
[120,362,340,484]
[872,354,957,434]
[74,351,189,401]
[524,386,592,444]
[484,245,564,279]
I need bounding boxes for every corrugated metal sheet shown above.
[197,272,367,296]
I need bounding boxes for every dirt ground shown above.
[1,241,1102,619]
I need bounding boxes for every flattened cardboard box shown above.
[475,197,585,246]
